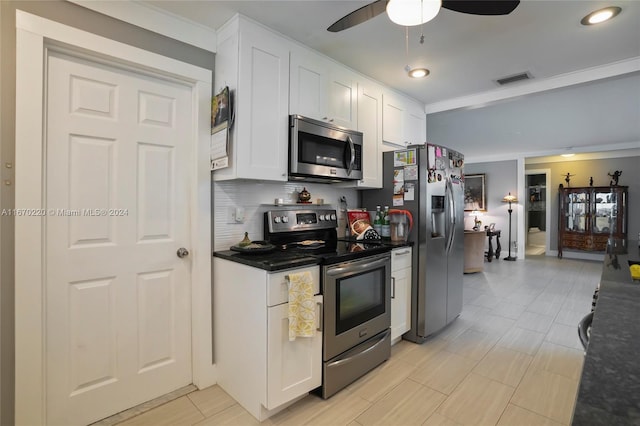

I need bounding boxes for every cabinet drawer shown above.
[267,266,320,307]
[391,247,412,271]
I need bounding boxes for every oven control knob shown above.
[330,213,337,221]
[282,216,289,223]
[319,214,325,221]
[274,216,281,223]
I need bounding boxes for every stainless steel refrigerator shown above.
[361,144,464,343]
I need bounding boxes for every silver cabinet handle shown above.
[393,249,411,256]
[316,301,323,331]
[391,277,396,299]
[177,247,189,258]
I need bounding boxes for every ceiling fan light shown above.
[387,0,442,27]
[408,67,429,78]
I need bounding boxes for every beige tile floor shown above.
[114,256,599,426]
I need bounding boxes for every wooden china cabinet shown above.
[557,185,628,257]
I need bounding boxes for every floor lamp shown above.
[502,192,518,261]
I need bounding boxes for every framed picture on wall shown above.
[464,174,486,211]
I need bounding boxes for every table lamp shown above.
[471,210,482,230]
[502,192,518,261]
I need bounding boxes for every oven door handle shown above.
[326,256,388,276]
[345,135,355,176]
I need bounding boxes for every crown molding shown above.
[67,0,217,52]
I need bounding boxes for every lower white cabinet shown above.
[266,299,322,409]
[214,258,322,421]
[391,247,412,343]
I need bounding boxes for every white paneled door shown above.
[45,51,193,425]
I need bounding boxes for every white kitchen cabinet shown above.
[213,258,322,421]
[382,91,426,148]
[353,79,383,188]
[266,296,322,409]
[405,98,427,146]
[391,247,412,343]
[382,91,405,147]
[214,16,290,181]
[290,47,357,129]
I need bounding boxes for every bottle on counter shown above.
[373,205,382,236]
[381,206,390,239]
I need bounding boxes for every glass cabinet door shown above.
[593,190,616,234]
[565,191,587,232]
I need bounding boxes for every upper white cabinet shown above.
[382,91,426,148]
[214,16,290,181]
[405,98,427,146]
[290,47,357,129]
[354,79,383,188]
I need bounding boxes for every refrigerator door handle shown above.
[445,179,456,254]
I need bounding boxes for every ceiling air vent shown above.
[495,71,533,86]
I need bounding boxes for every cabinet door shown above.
[236,23,289,181]
[266,295,322,410]
[382,92,405,147]
[391,248,412,342]
[391,267,411,342]
[405,100,426,145]
[290,49,327,121]
[327,66,357,129]
[355,81,383,188]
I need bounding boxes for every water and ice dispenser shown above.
[430,195,445,238]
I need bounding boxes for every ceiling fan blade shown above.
[442,0,520,16]
[327,0,389,32]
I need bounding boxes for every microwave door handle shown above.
[345,135,355,176]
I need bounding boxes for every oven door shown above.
[323,253,391,361]
[289,115,363,181]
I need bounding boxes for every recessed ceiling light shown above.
[408,68,430,78]
[581,6,621,25]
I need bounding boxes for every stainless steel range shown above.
[264,209,392,398]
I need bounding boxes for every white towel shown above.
[287,271,316,341]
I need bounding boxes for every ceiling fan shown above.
[327,0,520,32]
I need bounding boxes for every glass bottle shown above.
[373,205,382,236]
[381,206,391,239]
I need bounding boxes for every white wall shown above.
[464,160,519,256]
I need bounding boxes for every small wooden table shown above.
[485,229,501,262]
[464,230,486,273]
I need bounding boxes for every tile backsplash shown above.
[213,179,360,251]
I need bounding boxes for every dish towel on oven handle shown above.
[287,271,316,341]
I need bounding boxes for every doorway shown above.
[525,170,551,256]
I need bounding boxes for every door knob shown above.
[177,247,189,258]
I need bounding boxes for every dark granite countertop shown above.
[213,250,320,271]
[572,239,640,425]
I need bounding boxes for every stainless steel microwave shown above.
[289,115,363,182]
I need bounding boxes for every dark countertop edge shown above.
[572,239,640,425]
[337,238,414,248]
[213,250,320,271]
